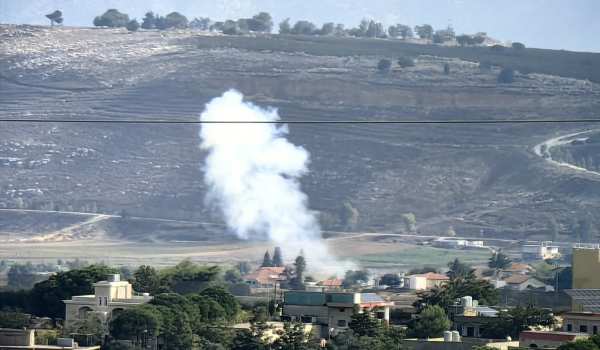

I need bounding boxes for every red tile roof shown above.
[243,267,286,285]
[504,263,533,272]
[503,274,530,284]
[318,278,343,287]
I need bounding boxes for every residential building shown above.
[565,289,600,313]
[317,278,344,291]
[519,331,589,349]
[522,242,560,260]
[281,291,392,338]
[572,246,600,289]
[432,238,485,249]
[0,329,100,350]
[502,263,534,275]
[63,274,152,327]
[562,312,600,335]
[243,267,286,289]
[405,273,449,290]
[502,275,553,291]
[449,297,499,338]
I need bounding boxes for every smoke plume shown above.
[199,90,350,274]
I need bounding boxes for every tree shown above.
[141,12,156,29]
[248,12,273,32]
[279,18,291,34]
[231,320,270,350]
[109,306,161,345]
[380,273,401,287]
[497,67,515,84]
[126,19,140,32]
[262,251,273,267]
[401,213,417,232]
[397,56,415,68]
[164,12,188,29]
[340,201,359,229]
[224,269,242,283]
[488,251,511,270]
[409,305,450,339]
[273,247,284,267]
[200,286,240,320]
[415,274,499,311]
[548,215,560,241]
[0,311,29,328]
[319,22,335,36]
[190,17,211,30]
[446,258,474,280]
[93,9,130,28]
[349,311,381,337]
[366,21,385,38]
[291,255,307,289]
[456,34,473,46]
[512,42,526,50]
[273,322,311,349]
[481,306,555,339]
[132,265,161,294]
[291,21,317,35]
[46,10,63,26]
[414,24,434,39]
[377,59,392,73]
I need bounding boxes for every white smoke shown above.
[199,89,351,274]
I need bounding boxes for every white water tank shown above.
[444,331,453,342]
[461,296,473,307]
[451,331,461,342]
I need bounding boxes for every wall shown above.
[572,248,600,289]
[0,329,35,347]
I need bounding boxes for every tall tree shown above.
[488,250,511,270]
[261,251,273,267]
[349,311,380,337]
[132,265,161,294]
[447,258,474,280]
[409,305,450,339]
[272,247,284,267]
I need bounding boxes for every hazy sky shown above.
[1,0,599,52]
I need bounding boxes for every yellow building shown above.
[572,247,600,289]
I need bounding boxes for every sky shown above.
[1,0,599,53]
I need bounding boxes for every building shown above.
[405,273,450,290]
[522,242,560,261]
[519,331,589,349]
[565,289,600,313]
[449,296,499,338]
[562,312,600,335]
[63,274,152,327]
[502,275,553,291]
[282,291,392,338]
[0,328,100,350]
[317,278,344,291]
[502,263,534,275]
[432,238,485,250]
[243,267,286,289]
[572,246,600,289]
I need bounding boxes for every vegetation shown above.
[93,9,130,28]
[488,250,512,270]
[377,59,392,73]
[401,213,417,232]
[415,273,499,311]
[126,19,140,32]
[45,10,63,26]
[408,305,451,339]
[272,247,284,267]
[558,335,600,350]
[480,305,555,339]
[397,56,416,68]
[446,258,474,280]
[379,273,401,287]
[497,67,515,83]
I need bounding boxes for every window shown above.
[467,327,475,337]
[593,326,598,335]
[339,308,345,312]
[580,325,588,333]
[98,297,102,306]
[301,316,313,323]
[567,324,573,332]
[337,320,347,327]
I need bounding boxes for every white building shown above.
[63,274,152,327]
[521,242,560,260]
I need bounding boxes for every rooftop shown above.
[520,330,588,342]
[243,267,286,285]
[412,272,450,281]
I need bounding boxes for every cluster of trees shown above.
[261,247,284,267]
[141,11,190,30]
[558,335,600,350]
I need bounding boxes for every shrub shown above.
[377,59,392,73]
[512,42,526,50]
[126,19,139,32]
[290,20,317,35]
[93,9,129,28]
[163,12,188,29]
[497,67,515,84]
[397,56,415,68]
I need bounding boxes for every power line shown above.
[0,118,600,124]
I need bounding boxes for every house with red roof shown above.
[243,266,287,288]
[405,272,449,290]
[520,330,589,348]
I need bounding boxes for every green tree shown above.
[415,274,499,311]
[401,213,417,232]
[290,255,307,290]
[45,10,63,26]
[481,306,555,339]
[273,247,284,267]
[447,258,474,280]
[231,320,270,350]
[273,322,311,349]
[0,311,29,328]
[126,19,140,32]
[262,251,273,267]
[93,9,129,28]
[349,311,380,337]
[141,11,156,29]
[163,12,188,29]
[291,21,317,35]
[512,42,526,50]
[109,306,161,345]
[488,251,511,270]
[497,67,515,84]
[132,265,161,294]
[377,59,392,73]
[414,24,434,39]
[409,305,450,339]
[224,268,243,283]
[397,56,415,68]
[279,18,291,34]
[248,12,273,32]
[200,286,240,320]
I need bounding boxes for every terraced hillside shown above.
[1,25,600,244]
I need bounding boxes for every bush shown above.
[126,19,139,32]
[497,67,515,84]
[377,59,392,73]
[163,12,188,29]
[397,56,415,68]
[512,42,526,50]
[93,9,129,28]
[290,20,317,35]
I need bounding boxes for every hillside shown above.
[1,25,600,244]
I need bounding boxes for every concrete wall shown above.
[0,329,35,347]
[563,315,600,335]
[572,248,600,289]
